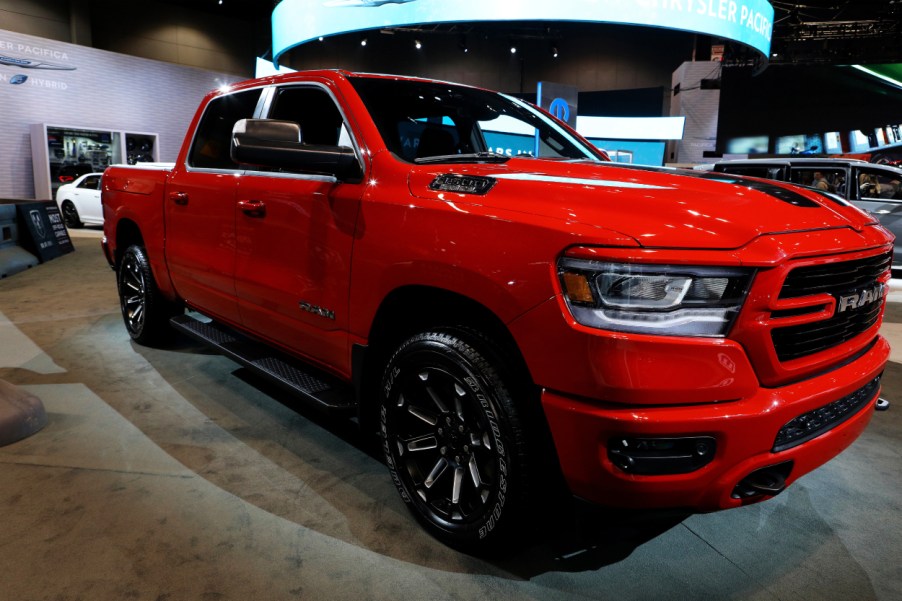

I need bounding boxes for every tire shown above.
[61,201,82,228]
[380,330,532,551]
[117,245,180,345]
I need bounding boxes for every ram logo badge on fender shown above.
[836,284,884,314]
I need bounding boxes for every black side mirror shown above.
[230,118,361,181]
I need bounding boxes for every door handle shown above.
[169,191,189,205]
[238,199,266,218]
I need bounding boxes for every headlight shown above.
[558,258,753,337]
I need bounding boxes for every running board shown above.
[170,313,356,413]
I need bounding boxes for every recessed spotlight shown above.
[361,38,368,47]
[510,46,517,54]
[415,39,422,50]
[552,46,559,58]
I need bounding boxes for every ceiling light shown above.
[361,37,367,47]
[415,39,422,50]
[510,46,517,54]
[552,46,559,58]
[851,65,902,90]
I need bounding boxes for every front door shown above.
[233,84,364,374]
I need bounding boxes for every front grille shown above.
[772,303,882,362]
[779,252,891,299]
[773,375,880,452]
[772,251,890,361]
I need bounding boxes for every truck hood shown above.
[407,158,877,249]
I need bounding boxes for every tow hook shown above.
[876,398,890,412]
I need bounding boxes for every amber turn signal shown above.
[562,271,594,304]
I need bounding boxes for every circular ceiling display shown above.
[272,0,775,64]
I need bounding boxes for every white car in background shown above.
[55,172,103,228]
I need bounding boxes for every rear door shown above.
[164,87,264,325]
[233,83,365,373]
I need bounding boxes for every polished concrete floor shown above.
[1,228,900,601]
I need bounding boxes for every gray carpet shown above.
[1,230,899,600]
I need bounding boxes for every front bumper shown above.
[541,334,888,510]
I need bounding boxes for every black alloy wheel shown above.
[117,245,179,345]
[381,330,530,550]
[61,201,82,228]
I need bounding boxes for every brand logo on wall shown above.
[0,42,77,90]
[538,81,578,129]
[0,54,76,71]
[549,98,570,122]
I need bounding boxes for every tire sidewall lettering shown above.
[381,336,516,544]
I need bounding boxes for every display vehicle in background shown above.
[101,70,893,551]
[845,140,902,167]
[55,172,104,228]
[710,157,902,272]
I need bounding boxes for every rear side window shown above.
[79,175,101,190]
[189,89,262,170]
[790,168,846,196]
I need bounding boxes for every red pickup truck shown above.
[101,70,892,551]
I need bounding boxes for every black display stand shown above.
[16,201,75,262]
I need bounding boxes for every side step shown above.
[170,313,356,413]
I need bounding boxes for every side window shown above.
[268,86,346,147]
[189,88,262,170]
[858,169,902,201]
[79,175,101,190]
[790,168,846,195]
[720,167,773,178]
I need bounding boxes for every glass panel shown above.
[790,168,846,195]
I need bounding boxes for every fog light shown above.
[608,436,716,475]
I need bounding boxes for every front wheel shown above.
[380,330,532,551]
[117,245,180,345]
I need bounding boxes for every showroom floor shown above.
[1,229,900,601]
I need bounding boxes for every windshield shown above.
[349,76,607,164]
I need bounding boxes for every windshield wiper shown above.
[414,152,511,165]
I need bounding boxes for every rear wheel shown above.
[117,245,180,345]
[380,330,532,551]
[61,201,82,228]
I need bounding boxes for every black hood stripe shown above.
[597,162,820,208]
